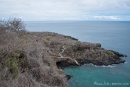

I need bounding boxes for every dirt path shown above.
[44,45,80,66]
[58,46,80,66]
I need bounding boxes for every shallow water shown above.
[25,21,130,87]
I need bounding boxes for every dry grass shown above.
[0,17,124,87]
[0,18,68,87]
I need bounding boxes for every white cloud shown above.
[93,16,120,20]
[84,15,121,20]
[0,0,130,20]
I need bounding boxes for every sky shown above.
[0,0,130,21]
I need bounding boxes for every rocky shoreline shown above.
[56,46,127,80]
[0,19,127,87]
[0,30,127,87]
[55,36,127,69]
[56,48,127,80]
[56,54,126,69]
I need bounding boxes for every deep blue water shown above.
[25,21,130,87]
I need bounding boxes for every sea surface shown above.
[25,21,130,87]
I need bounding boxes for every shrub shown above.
[0,17,25,33]
[0,50,25,79]
[105,51,114,57]
[46,36,50,41]
[74,55,79,59]
[0,17,26,45]
[6,52,22,79]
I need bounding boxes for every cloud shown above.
[93,16,120,20]
[84,14,121,20]
[0,0,130,20]
[77,0,130,11]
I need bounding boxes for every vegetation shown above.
[0,17,125,87]
[0,18,68,87]
[105,51,114,57]
[74,55,79,59]
[46,36,51,41]
[64,35,78,40]
[0,18,26,79]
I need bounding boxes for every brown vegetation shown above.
[0,18,68,87]
[0,18,126,87]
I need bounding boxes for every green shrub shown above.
[74,55,78,59]
[4,52,24,79]
[46,36,50,41]
[12,62,19,79]
[64,36,71,39]
[6,57,19,79]
[7,58,11,66]
[105,51,113,57]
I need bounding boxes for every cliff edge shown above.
[0,19,126,87]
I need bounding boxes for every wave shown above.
[84,63,116,68]
[94,65,116,68]
[124,61,128,64]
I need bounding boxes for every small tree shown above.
[0,17,25,34]
[0,17,26,45]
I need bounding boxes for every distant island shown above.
[0,18,127,87]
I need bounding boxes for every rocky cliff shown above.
[0,18,127,87]
[0,30,126,87]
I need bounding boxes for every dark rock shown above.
[64,35,78,41]
[124,55,127,57]
[36,40,38,42]
[56,57,125,68]
[56,61,78,69]
[77,59,91,65]
[109,50,127,57]
[65,75,73,80]
[95,43,101,47]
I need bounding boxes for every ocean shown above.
[25,21,130,87]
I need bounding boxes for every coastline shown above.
[54,33,127,69]
[0,31,127,87]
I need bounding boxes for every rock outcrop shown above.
[55,41,126,68]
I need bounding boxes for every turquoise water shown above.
[25,21,130,87]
